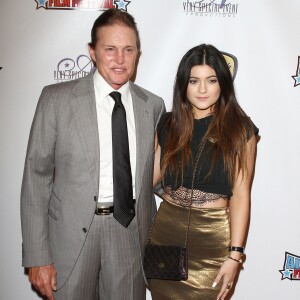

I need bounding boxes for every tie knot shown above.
[110,91,122,106]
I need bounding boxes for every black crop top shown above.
[158,113,259,197]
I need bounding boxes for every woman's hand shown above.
[212,258,240,300]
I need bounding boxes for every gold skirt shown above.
[148,199,230,300]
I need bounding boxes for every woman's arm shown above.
[229,134,257,257]
[153,133,162,187]
[214,135,257,300]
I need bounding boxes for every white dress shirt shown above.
[93,70,136,203]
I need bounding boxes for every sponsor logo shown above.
[292,56,300,87]
[183,0,238,17]
[222,52,238,80]
[35,0,131,11]
[54,54,94,82]
[279,252,300,280]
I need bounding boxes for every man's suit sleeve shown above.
[21,86,57,267]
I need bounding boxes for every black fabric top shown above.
[157,113,259,197]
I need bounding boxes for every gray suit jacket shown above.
[21,72,165,288]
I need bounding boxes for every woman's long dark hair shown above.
[161,44,253,186]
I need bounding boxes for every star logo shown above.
[279,269,293,280]
[35,0,48,9]
[292,56,300,87]
[114,0,130,12]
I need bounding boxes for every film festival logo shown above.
[279,252,300,281]
[35,0,131,11]
[183,0,238,17]
[292,56,300,87]
[54,54,94,82]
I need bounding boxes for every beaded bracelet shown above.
[229,246,245,254]
[228,256,243,264]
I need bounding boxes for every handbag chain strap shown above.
[146,139,206,248]
[183,139,206,248]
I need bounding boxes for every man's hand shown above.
[28,264,57,300]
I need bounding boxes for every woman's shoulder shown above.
[158,112,171,131]
[157,112,172,145]
[241,115,259,140]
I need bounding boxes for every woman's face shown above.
[187,64,221,119]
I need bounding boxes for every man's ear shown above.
[88,44,96,65]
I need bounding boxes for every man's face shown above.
[89,23,139,90]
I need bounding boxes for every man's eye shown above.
[125,48,135,53]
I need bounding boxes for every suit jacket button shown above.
[82,228,87,233]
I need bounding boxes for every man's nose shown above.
[116,50,124,64]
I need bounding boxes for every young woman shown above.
[149,44,258,300]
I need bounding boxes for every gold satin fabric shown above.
[148,199,230,300]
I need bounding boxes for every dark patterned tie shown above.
[110,91,135,227]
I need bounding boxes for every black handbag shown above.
[143,141,206,281]
[144,244,188,281]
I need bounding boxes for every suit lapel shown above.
[70,73,100,195]
[130,83,152,201]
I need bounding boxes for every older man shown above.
[21,9,165,300]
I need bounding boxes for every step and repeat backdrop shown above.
[1,0,299,299]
